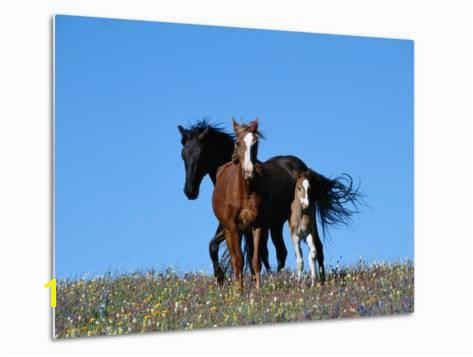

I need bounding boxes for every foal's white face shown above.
[296,177,310,209]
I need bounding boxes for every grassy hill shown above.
[55,260,414,338]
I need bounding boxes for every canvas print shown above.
[54,15,414,338]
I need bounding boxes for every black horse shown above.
[178,120,360,283]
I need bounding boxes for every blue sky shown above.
[55,15,413,279]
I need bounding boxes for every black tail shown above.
[309,170,363,236]
[220,246,232,277]
[219,234,250,279]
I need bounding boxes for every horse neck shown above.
[291,198,303,220]
[236,165,255,201]
[207,139,234,184]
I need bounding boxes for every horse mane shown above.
[233,120,265,140]
[187,119,235,147]
[186,118,265,144]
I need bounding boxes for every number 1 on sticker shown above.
[45,279,56,307]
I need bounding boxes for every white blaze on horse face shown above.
[300,179,310,209]
[243,133,254,178]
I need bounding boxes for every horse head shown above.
[232,118,260,181]
[178,124,211,199]
[295,171,312,210]
[178,120,235,199]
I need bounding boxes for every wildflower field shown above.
[55,260,414,338]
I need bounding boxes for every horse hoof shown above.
[216,274,225,286]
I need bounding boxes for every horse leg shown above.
[306,233,317,287]
[291,232,303,282]
[225,228,244,291]
[209,224,225,285]
[315,236,325,285]
[244,231,268,277]
[313,222,326,284]
[260,227,271,273]
[252,227,263,289]
[270,222,287,271]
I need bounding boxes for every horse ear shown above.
[232,118,240,132]
[296,172,307,183]
[178,125,188,138]
[197,127,210,141]
[178,125,190,145]
[248,118,259,133]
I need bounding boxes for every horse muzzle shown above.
[184,185,199,200]
[243,170,255,180]
[301,199,309,210]
[243,164,255,180]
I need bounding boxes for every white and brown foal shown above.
[289,171,320,286]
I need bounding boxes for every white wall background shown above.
[1,1,472,356]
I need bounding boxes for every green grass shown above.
[55,260,414,338]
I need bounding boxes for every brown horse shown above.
[212,119,270,290]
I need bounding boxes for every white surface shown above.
[1,1,472,356]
